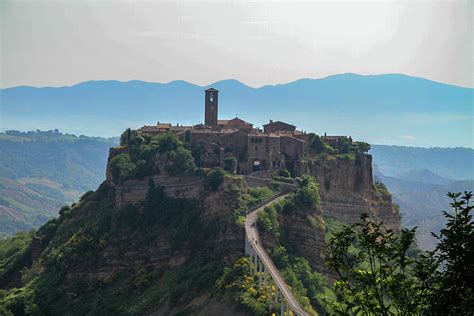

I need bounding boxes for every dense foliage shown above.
[111,131,197,183]
[428,191,474,314]
[204,167,226,191]
[327,191,473,315]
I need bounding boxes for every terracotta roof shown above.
[205,88,219,92]
[193,124,212,130]
[227,117,253,126]
[217,120,229,125]
[170,126,192,132]
[263,120,296,128]
[156,123,172,129]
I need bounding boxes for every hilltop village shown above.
[136,88,360,175]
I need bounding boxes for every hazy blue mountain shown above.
[1,73,472,147]
[370,145,474,181]
[397,169,453,185]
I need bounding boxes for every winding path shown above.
[245,193,309,316]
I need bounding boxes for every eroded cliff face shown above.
[69,175,245,279]
[295,155,400,231]
[19,174,250,315]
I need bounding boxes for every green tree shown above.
[110,153,136,183]
[428,191,474,314]
[293,175,320,212]
[165,147,196,176]
[204,167,225,191]
[326,214,435,315]
[310,134,326,154]
[356,141,371,154]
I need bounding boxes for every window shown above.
[209,93,214,102]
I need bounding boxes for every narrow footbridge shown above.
[245,193,310,316]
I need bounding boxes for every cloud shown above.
[400,135,417,142]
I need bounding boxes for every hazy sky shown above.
[1,0,472,88]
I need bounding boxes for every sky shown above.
[0,0,472,89]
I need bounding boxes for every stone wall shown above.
[114,175,203,208]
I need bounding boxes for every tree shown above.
[310,134,325,154]
[204,167,225,191]
[428,191,474,314]
[327,214,435,315]
[290,175,320,213]
[110,153,136,183]
[356,142,371,154]
[326,191,474,315]
[165,147,196,176]
[339,140,350,154]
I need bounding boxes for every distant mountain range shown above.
[374,166,473,250]
[370,145,473,181]
[1,73,472,147]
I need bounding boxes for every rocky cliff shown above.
[295,154,400,231]
[0,137,401,315]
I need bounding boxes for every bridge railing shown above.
[244,193,309,316]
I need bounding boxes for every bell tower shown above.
[205,88,219,126]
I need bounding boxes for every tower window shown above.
[210,93,214,102]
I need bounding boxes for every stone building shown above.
[139,88,352,175]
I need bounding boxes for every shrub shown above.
[278,169,291,178]
[204,167,225,191]
[165,147,196,176]
[294,176,320,212]
[110,153,136,184]
[257,205,280,238]
[309,134,325,154]
[79,190,94,202]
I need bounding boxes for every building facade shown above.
[139,88,351,174]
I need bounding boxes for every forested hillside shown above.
[0,131,117,237]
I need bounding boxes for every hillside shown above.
[0,128,398,315]
[1,73,472,147]
[0,131,117,237]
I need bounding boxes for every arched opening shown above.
[253,159,261,172]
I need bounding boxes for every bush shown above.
[110,153,136,184]
[293,176,320,212]
[309,134,325,154]
[257,205,280,238]
[204,167,225,191]
[278,169,291,178]
[165,147,196,176]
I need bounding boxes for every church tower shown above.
[204,88,219,126]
